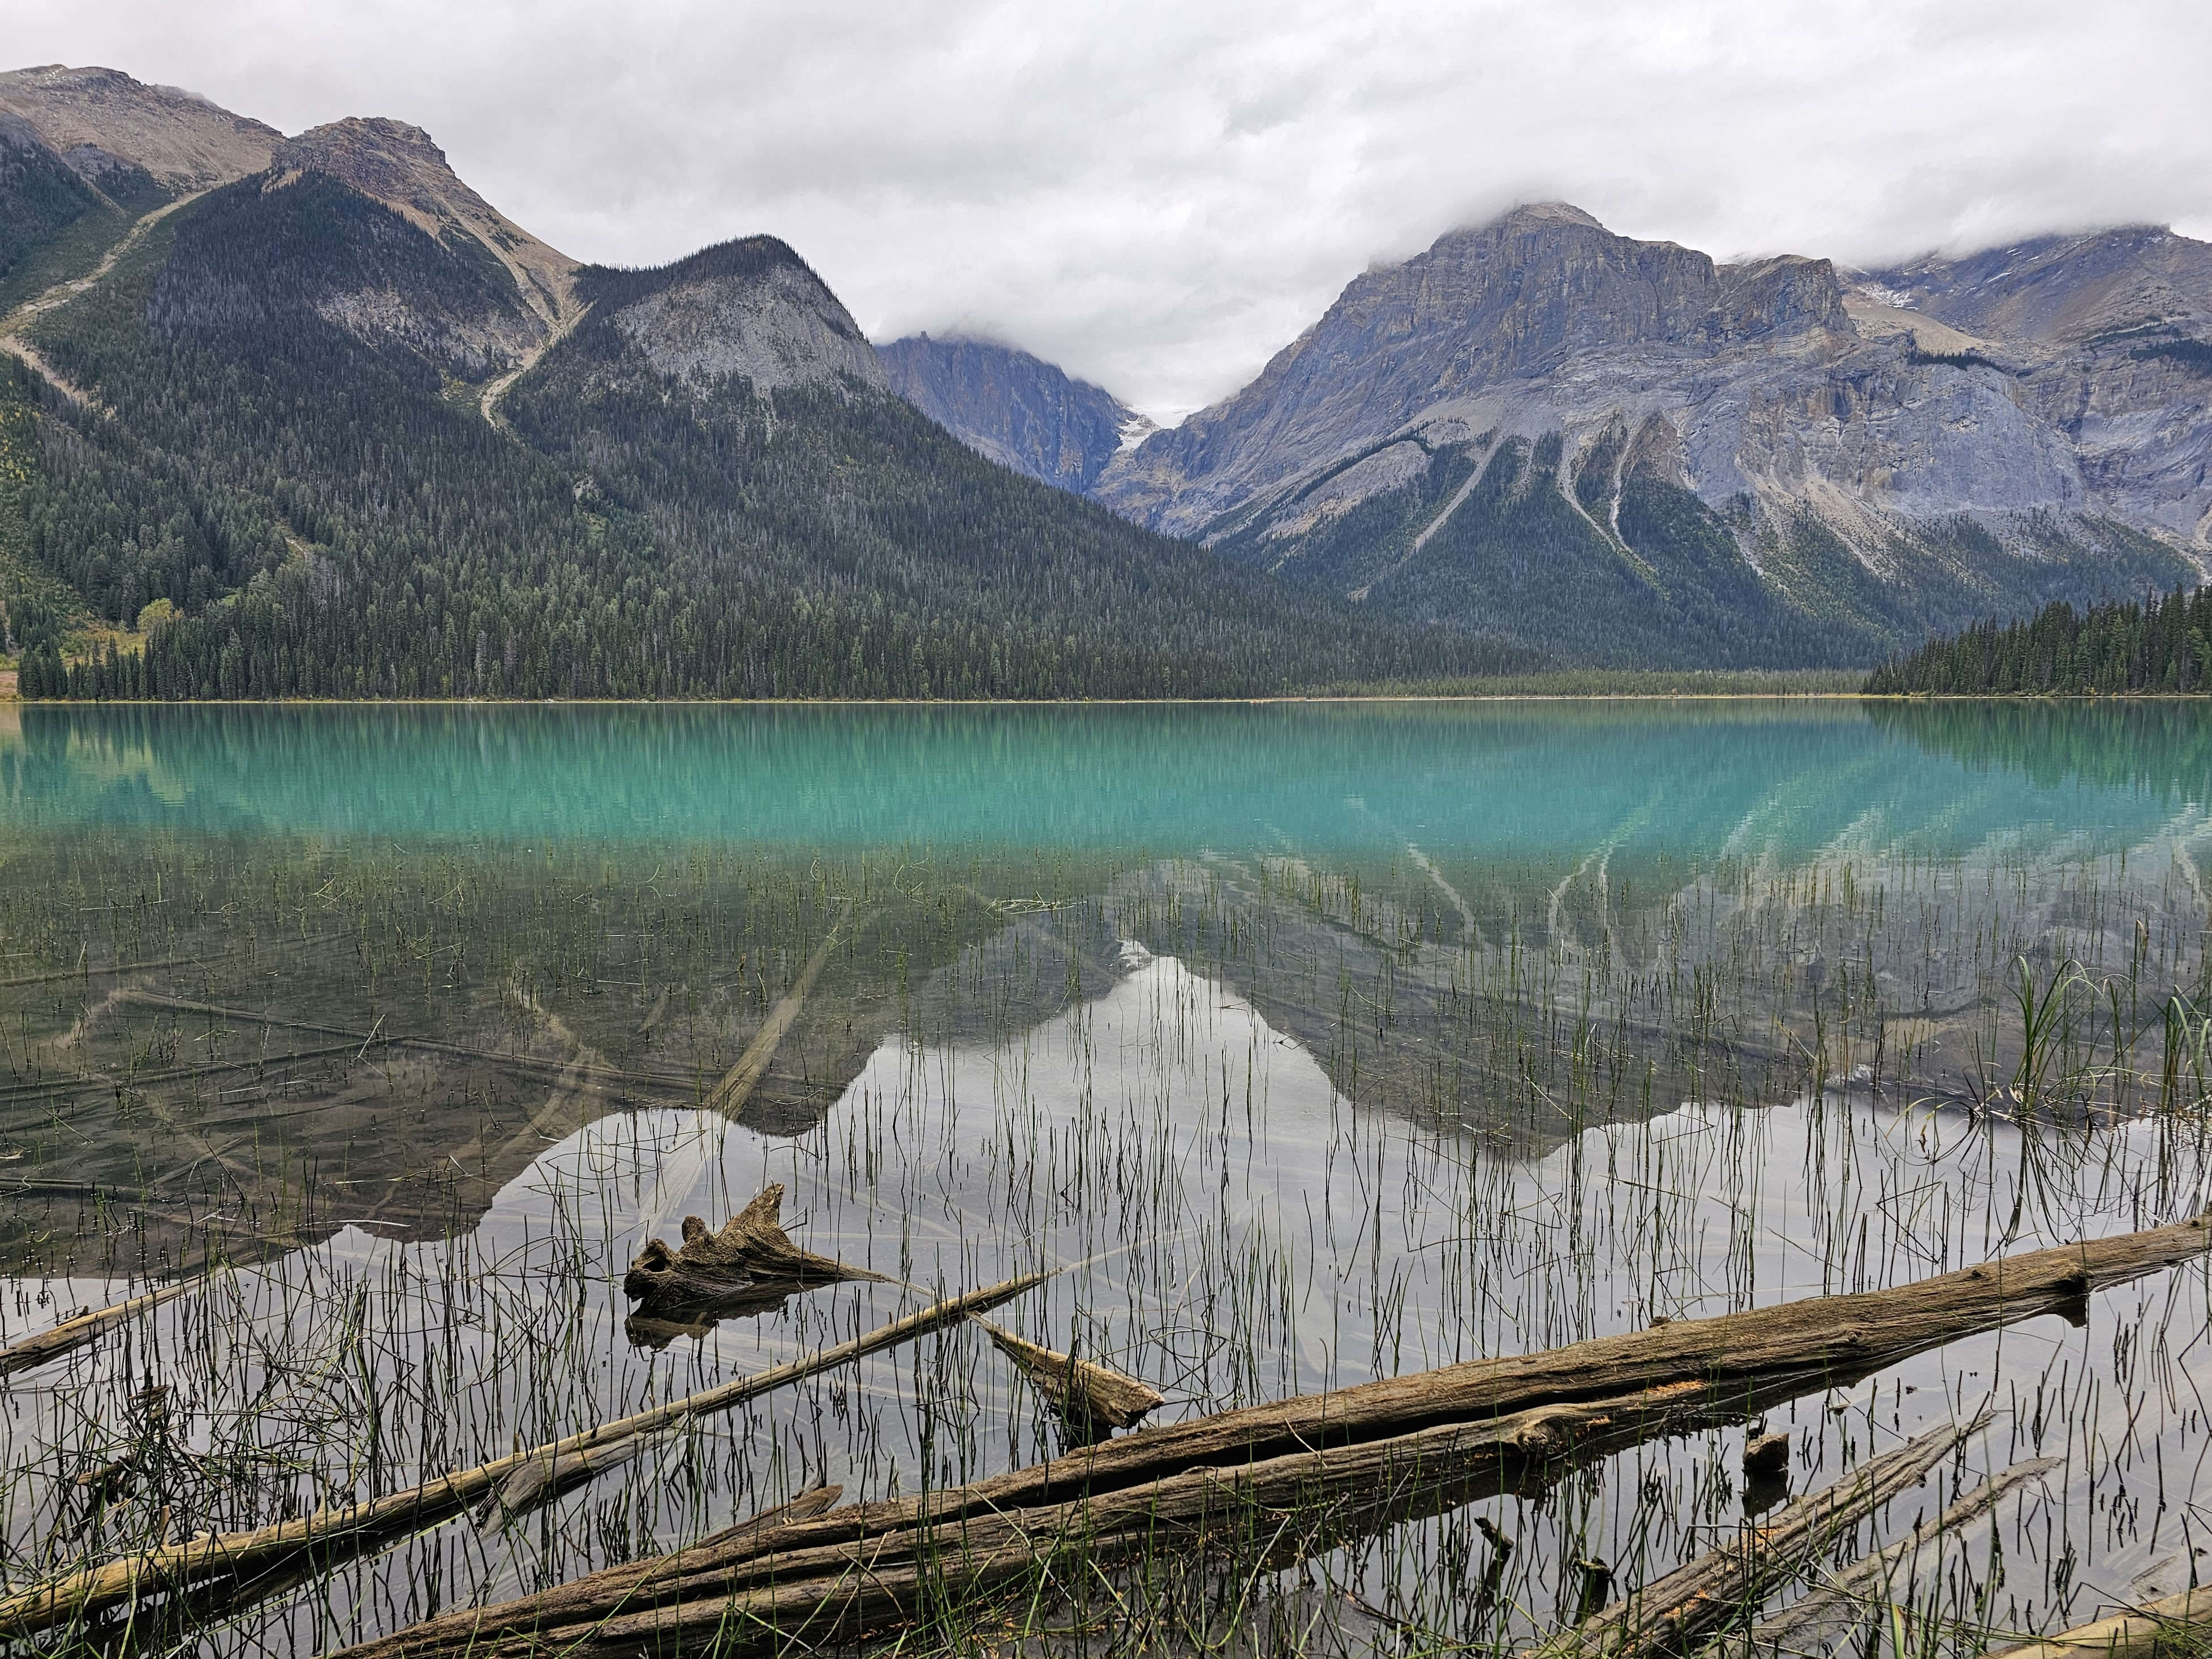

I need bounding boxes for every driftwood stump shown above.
[622,1184,887,1318]
[974,1317,1164,1441]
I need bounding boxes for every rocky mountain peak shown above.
[1711,255,1853,341]
[1095,202,1732,535]
[274,117,451,190]
[0,63,277,188]
[592,235,888,397]
[877,333,1145,494]
[1864,224,2212,347]
[270,116,578,330]
[1485,200,1608,232]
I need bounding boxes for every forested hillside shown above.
[2,142,1531,699]
[8,67,2206,695]
[1862,584,2212,694]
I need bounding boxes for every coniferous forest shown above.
[1862,584,2212,695]
[0,170,1537,701]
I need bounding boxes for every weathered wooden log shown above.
[475,1425,679,1523]
[622,1183,888,1316]
[326,1380,1712,1658]
[150,1486,848,1654]
[326,1217,2211,1659]
[1722,1455,2060,1659]
[905,1216,2210,1520]
[1985,1590,2212,1659]
[0,1277,203,1377]
[974,1317,1165,1440]
[1534,1414,1987,1659]
[0,1270,1044,1640]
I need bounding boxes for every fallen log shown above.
[1986,1589,2212,1659]
[973,1317,1165,1441]
[329,1378,1747,1659]
[328,1217,2211,1659]
[0,1277,204,1378]
[622,1183,888,1317]
[902,1215,2212,1520]
[1534,1414,1987,1659]
[1727,1454,2059,1659]
[475,1425,680,1523]
[0,1269,1045,1640]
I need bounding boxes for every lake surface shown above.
[2,700,2210,1656]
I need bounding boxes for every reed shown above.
[0,796,2205,1656]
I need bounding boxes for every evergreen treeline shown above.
[1863,585,2212,694]
[3,176,1535,701]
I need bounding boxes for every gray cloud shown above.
[6,0,2206,421]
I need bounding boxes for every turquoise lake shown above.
[2,699,2210,1655]
[2,698,2206,854]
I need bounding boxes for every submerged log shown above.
[622,1183,888,1317]
[1534,1414,1986,1659]
[1742,1429,1791,1479]
[1729,1455,2060,1659]
[0,1270,1045,1640]
[329,1218,2212,1659]
[1985,1589,2212,1659]
[974,1317,1165,1440]
[0,1277,203,1377]
[702,908,849,1118]
[475,1425,679,1523]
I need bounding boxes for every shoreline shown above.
[6,691,2212,707]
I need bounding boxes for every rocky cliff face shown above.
[1859,228,2212,549]
[595,238,887,396]
[1096,204,1861,539]
[877,334,1149,494]
[1088,203,2207,663]
[1865,226,2212,346]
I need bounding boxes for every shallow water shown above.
[2,700,2211,1654]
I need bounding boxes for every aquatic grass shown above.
[0,775,2207,1651]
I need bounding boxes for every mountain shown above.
[877,333,1151,494]
[1,70,1522,699]
[6,69,2206,688]
[1085,204,2205,666]
[0,63,277,191]
[0,67,281,318]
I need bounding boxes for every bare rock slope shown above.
[603,239,886,395]
[0,65,277,192]
[1085,203,2207,662]
[272,118,579,335]
[877,334,1151,494]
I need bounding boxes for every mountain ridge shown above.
[1060,200,2209,663]
[0,68,1522,699]
[1,63,2206,686]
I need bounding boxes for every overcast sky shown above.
[7,0,2208,422]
